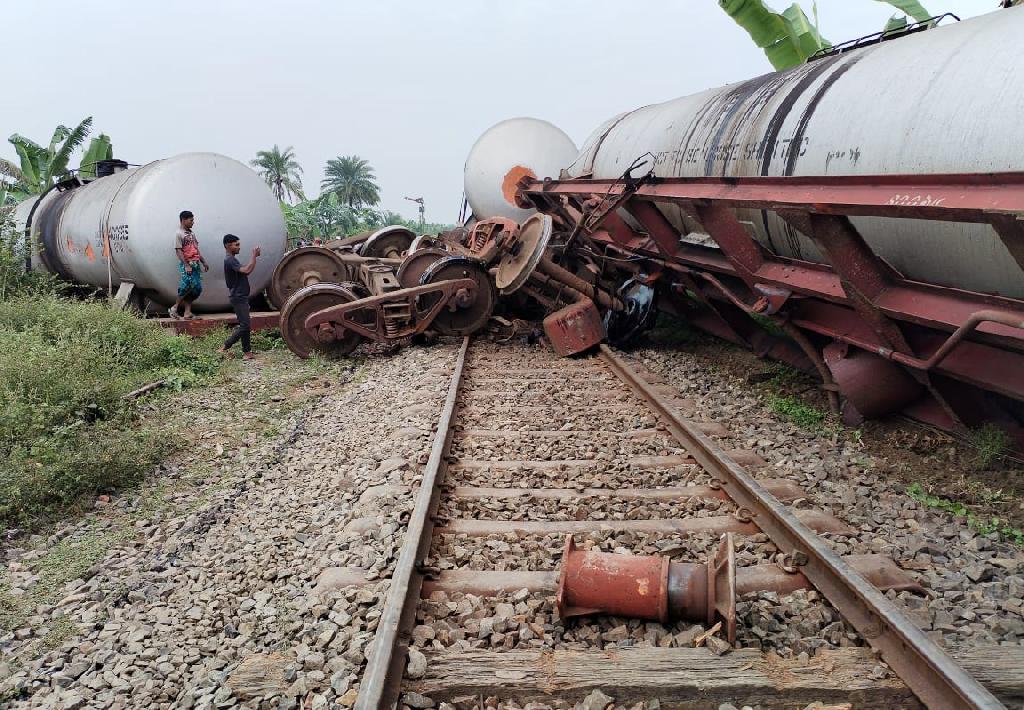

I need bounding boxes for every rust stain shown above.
[502,165,536,206]
[636,578,651,596]
[85,242,95,262]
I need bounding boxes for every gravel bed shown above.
[431,529,794,572]
[439,495,734,523]
[450,436,685,464]
[458,410,658,431]
[447,463,707,491]
[628,344,1024,649]
[0,343,459,709]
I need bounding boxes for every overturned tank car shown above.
[504,7,1024,447]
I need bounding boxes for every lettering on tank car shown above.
[676,137,809,166]
[887,194,946,207]
[106,223,130,255]
[824,148,863,171]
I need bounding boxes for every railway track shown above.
[355,337,1005,710]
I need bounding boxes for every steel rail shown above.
[598,344,1004,710]
[356,336,470,710]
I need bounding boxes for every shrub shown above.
[0,295,223,525]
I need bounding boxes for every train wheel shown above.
[280,283,363,358]
[268,247,347,309]
[420,256,496,336]
[359,226,416,259]
[396,248,449,289]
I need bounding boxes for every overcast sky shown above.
[1,0,999,222]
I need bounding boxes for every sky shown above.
[1,0,999,223]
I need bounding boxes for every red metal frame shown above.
[158,311,280,336]
[520,173,1024,444]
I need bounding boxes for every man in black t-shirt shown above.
[218,234,261,359]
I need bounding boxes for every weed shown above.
[968,423,1010,469]
[768,394,827,431]
[647,312,694,348]
[250,328,286,352]
[0,526,126,635]
[40,616,76,650]
[907,482,1024,546]
[748,312,789,338]
[0,295,227,526]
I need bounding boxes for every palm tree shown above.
[0,117,94,197]
[321,155,380,208]
[250,145,305,203]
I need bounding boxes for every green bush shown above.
[0,295,223,525]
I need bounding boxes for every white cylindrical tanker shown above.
[17,152,286,311]
[464,117,578,222]
[563,7,1024,298]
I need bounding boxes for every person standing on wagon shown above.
[169,210,209,319]
[218,234,261,360]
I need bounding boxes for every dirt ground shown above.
[647,329,1024,533]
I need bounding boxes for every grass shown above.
[969,423,1010,469]
[647,312,695,348]
[0,525,127,637]
[767,394,829,431]
[907,482,1024,546]
[0,295,226,527]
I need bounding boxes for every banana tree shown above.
[0,117,94,197]
[720,0,934,71]
[78,134,114,180]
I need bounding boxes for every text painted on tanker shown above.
[651,137,810,169]
[887,194,946,207]
[105,224,130,255]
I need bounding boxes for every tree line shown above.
[249,145,451,247]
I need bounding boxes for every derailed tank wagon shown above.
[507,8,1024,447]
[14,152,287,312]
[274,7,1024,448]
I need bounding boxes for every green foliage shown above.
[281,196,454,248]
[749,312,789,338]
[768,393,827,430]
[969,423,1010,469]
[2,117,94,196]
[0,296,225,525]
[0,207,62,300]
[907,482,1024,546]
[719,0,830,70]
[648,312,695,347]
[720,0,933,70]
[321,155,380,208]
[78,134,113,180]
[250,328,286,351]
[251,144,305,203]
[876,0,933,23]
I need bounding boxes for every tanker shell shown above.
[21,152,286,311]
[568,6,1024,298]
[464,117,578,222]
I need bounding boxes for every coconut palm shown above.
[250,145,305,203]
[0,117,94,197]
[321,155,380,208]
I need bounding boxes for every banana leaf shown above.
[79,134,113,179]
[875,0,933,23]
[781,4,831,58]
[883,14,909,33]
[719,0,829,70]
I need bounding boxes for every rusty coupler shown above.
[557,533,738,642]
[557,533,928,645]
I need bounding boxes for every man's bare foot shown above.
[217,347,232,358]
[242,352,256,361]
